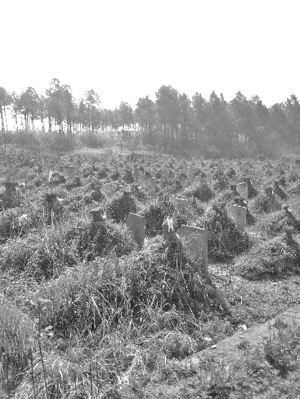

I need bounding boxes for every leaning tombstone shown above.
[237,182,248,198]
[126,212,145,247]
[230,205,247,230]
[179,225,208,275]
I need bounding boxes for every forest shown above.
[1,78,300,158]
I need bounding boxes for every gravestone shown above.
[64,166,76,179]
[179,225,208,275]
[150,177,156,195]
[133,165,139,182]
[230,205,247,230]
[126,212,145,247]
[175,197,188,215]
[237,182,248,198]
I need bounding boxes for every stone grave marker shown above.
[179,225,208,275]
[64,166,76,179]
[237,182,248,198]
[175,197,188,215]
[230,205,247,230]
[150,177,156,195]
[126,212,145,247]
[133,165,139,182]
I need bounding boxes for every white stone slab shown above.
[230,205,247,230]
[179,225,208,274]
[237,182,248,198]
[126,212,145,247]
[175,198,188,215]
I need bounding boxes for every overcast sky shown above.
[1,0,299,109]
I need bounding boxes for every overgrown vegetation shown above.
[1,137,300,398]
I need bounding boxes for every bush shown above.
[203,204,252,261]
[79,131,106,148]
[184,182,215,202]
[107,192,136,223]
[0,298,36,392]
[40,132,77,153]
[66,218,136,260]
[0,229,78,280]
[236,230,300,280]
[253,191,282,213]
[142,200,175,237]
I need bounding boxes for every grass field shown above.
[1,132,300,398]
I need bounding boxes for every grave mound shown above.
[184,182,214,202]
[202,204,252,261]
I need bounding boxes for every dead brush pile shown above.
[236,229,300,280]
[141,199,175,237]
[183,182,215,202]
[107,192,137,223]
[203,204,252,261]
[252,189,282,213]
[0,229,78,280]
[66,218,136,260]
[265,207,300,237]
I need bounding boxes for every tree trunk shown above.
[0,105,4,132]
[4,106,8,132]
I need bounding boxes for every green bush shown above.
[184,182,215,202]
[79,131,106,148]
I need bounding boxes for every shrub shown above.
[142,200,175,237]
[0,229,78,280]
[203,204,252,261]
[40,132,77,153]
[78,131,106,148]
[0,298,36,392]
[252,191,282,213]
[236,230,300,280]
[184,182,215,202]
[107,192,136,223]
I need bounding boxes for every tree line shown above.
[1,78,300,157]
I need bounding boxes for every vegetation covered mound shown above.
[252,189,282,213]
[203,204,252,261]
[26,237,227,340]
[183,182,215,202]
[107,191,137,223]
[142,199,175,237]
[236,230,300,280]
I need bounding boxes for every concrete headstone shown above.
[150,177,156,195]
[133,165,139,182]
[230,205,247,230]
[237,182,248,198]
[179,225,208,275]
[175,198,188,215]
[126,212,145,247]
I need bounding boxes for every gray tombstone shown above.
[64,166,76,179]
[126,212,145,247]
[133,165,139,182]
[237,182,248,198]
[150,177,156,195]
[230,205,247,230]
[179,225,208,275]
[175,197,188,215]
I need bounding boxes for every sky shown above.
[0,0,299,109]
